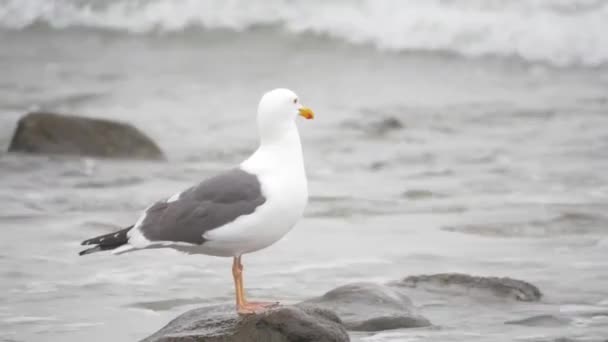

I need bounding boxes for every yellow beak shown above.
[298,106,314,120]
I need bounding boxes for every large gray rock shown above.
[142,304,349,342]
[8,112,164,160]
[301,282,430,331]
[396,273,542,302]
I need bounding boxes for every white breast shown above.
[198,126,308,257]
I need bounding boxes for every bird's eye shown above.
[293,98,298,104]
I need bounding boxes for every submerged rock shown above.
[505,314,571,327]
[397,273,542,302]
[402,189,446,200]
[301,282,431,331]
[342,116,404,136]
[142,304,349,342]
[371,117,404,135]
[8,112,164,160]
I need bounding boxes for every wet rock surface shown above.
[301,282,431,331]
[396,273,542,302]
[144,282,433,341]
[142,304,349,342]
[8,112,164,160]
[505,314,571,327]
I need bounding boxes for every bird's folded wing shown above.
[136,168,266,245]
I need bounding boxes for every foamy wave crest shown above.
[1,0,608,67]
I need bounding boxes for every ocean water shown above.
[1,1,608,341]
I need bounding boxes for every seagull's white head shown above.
[256,88,314,143]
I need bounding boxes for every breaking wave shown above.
[1,0,608,67]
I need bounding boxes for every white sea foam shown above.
[2,315,58,323]
[1,0,608,67]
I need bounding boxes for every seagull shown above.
[79,88,314,314]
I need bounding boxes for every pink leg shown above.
[234,256,280,315]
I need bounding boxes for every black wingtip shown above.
[81,235,95,245]
[79,226,133,250]
[79,246,101,256]
[81,238,96,246]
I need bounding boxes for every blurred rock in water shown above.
[396,273,542,302]
[342,115,405,136]
[301,282,431,331]
[505,314,571,327]
[142,304,349,342]
[8,112,165,160]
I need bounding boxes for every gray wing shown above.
[135,168,266,244]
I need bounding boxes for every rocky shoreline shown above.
[143,273,543,342]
